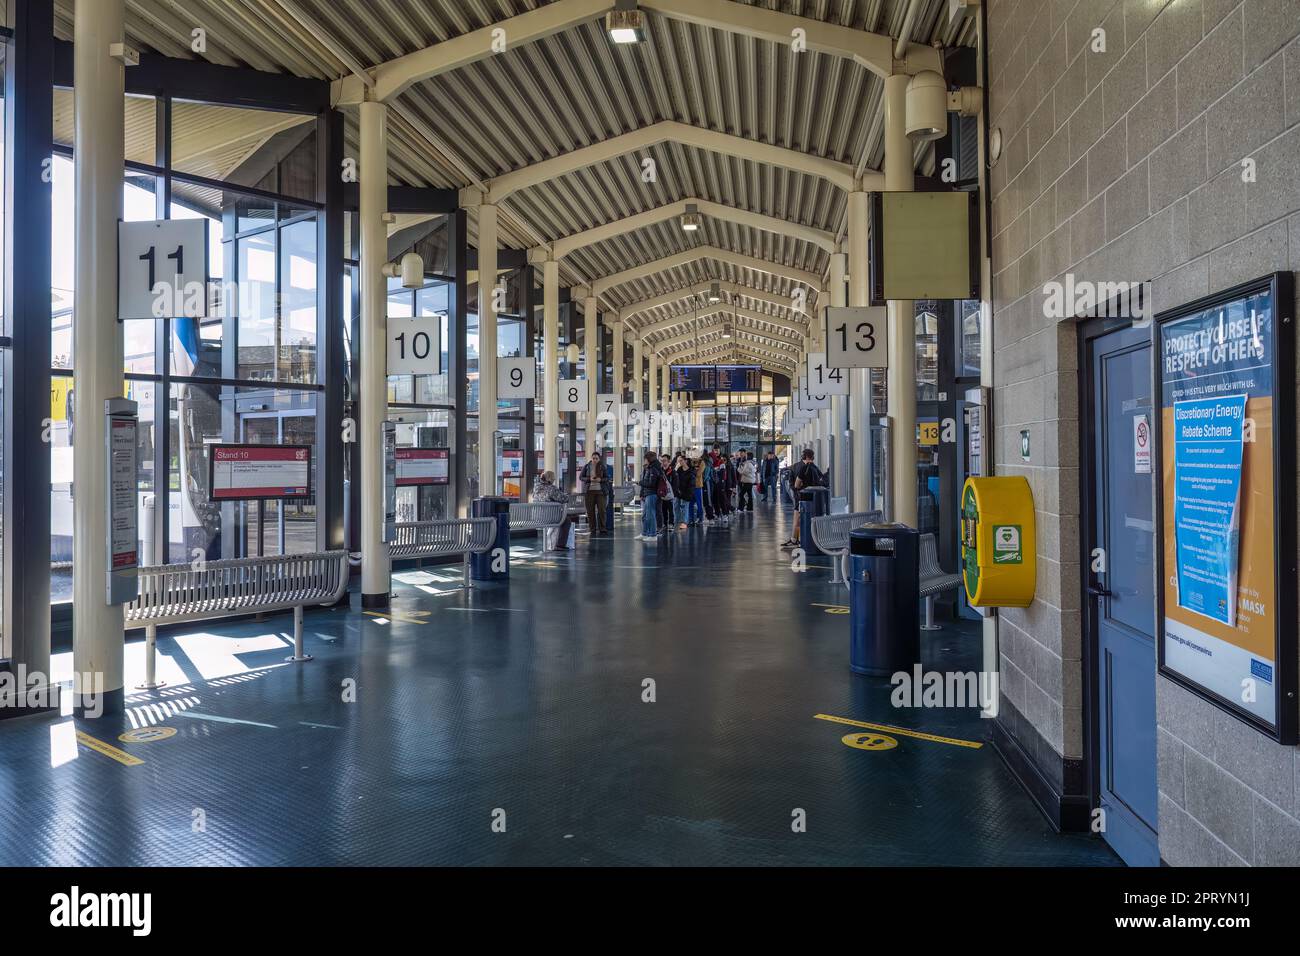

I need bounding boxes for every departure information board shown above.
[670,364,762,392]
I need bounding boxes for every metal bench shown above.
[390,517,497,586]
[611,484,637,509]
[509,501,568,550]
[125,550,350,688]
[919,531,962,630]
[809,510,883,586]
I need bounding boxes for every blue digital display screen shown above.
[670,364,762,392]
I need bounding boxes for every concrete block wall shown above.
[986,0,1300,863]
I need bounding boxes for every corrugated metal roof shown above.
[52,0,975,357]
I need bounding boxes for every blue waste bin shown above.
[799,487,830,555]
[849,524,920,676]
[470,496,511,581]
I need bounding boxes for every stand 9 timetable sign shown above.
[208,444,313,501]
[395,448,450,486]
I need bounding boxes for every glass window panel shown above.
[54,89,155,165]
[236,231,276,379]
[169,383,319,561]
[279,217,316,383]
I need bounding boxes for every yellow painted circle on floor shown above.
[823,606,850,615]
[841,731,898,751]
[118,726,177,744]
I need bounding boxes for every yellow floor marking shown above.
[841,731,898,751]
[811,603,850,614]
[364,610,429,625]
[814,713,983,749]
[76,730,144,766]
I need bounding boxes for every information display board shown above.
[106,399,139,605]
[382,423,397,542]
[1155,273,1296,743]
[395,448,450,486]
[208,444,312,501]
[670,364,762,392]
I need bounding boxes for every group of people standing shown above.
[636,446,781,542]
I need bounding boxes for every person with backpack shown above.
[690,453,706,525]
[638,450,665,541]
[781,448,825,550]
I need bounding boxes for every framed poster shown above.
[1154,272,1296,744]
[395,448,449,486]
[208,444,312,501]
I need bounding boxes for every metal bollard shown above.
[285,605,313,662]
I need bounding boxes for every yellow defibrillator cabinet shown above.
[961,476,1036,607]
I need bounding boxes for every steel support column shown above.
[847,190,871,513]
[72,0,126,714]
[358,99,390,608]
[885,72,917,527]
[477,203,499,495]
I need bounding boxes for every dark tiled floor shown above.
[0,499,1119,866]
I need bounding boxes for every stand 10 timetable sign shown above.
[208,444,312,501]
[106,398,139,605]
[1155,272,1297,744]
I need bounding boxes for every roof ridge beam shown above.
[469,120,871,205]
[530,198,838,261]
[592,244,824,298]
[333,0,612,105]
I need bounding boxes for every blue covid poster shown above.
[1171,394,1246,625]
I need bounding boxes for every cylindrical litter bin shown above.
[470,496,511,581]
[849,524,920,676]
[799,487,830,555]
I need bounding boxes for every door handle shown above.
[1087,585,1112,598]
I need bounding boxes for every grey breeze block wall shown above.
[986,0,1300,864]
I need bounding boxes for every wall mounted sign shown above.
[118,218,209,320]
[395,448,449,486]
[106,398,139,605]
[208,444,312,501]
[1155,272,1296,744]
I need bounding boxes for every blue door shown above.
[1087,325,1159,865]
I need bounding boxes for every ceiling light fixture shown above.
[606,0,646,44]
[680,202,702,232]
[707,281,721,304]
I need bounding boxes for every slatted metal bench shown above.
[611,484,637,510]
[509,501,568,550]
[809,510,883,586]
[919,531,963,630]
[124,550,350,688]
[389,517,497,587]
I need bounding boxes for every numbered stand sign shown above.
[596,393,619,418]
[806,351,849,396]
[825,306,888,369]
[118,219,209,320]
[388,316,441,375]
[498,356,535,399]
[623,403,644,444]
[802,378,831,411]
[558,379,589,412]
[105,398,139,605]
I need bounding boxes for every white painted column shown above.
[661,363,671,450]
[647,349,659,452]
[631,335,643,470]
[477,203,499,495]
[885,72,917,527]
[358,100,390,607]
[828,251,849,496]
[848,189,871,513]
[584,293,598,459]
[72,0,127,713]
[613,317,625,467]
[542,257,559,475]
